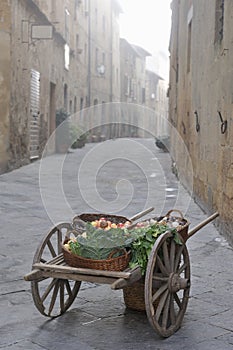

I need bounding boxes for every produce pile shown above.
[63,216,182,274]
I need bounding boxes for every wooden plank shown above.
[46,254,64,265]
[111,266,142,290]
[41,270,118,285]
[24,269,43,281]
[33,262,133,279]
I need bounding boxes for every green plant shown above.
[129,224,182,275]
[67,222,182,274]
[55,109,70,152]
[69,223,134,260]
[56,108,69,127]
[70,124,88,149]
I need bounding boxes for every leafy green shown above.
[69,223,135,260]
[68,222,182,269]
[128,224,182,275]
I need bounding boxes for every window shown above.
[64,84,68,111]
[95,48,99,70]
[69,100,72,114]
[95,8,98,27]
[80,97,84,110]
[116,68,118,85]
[187,20,192,73]
[102,15,106,33]
[124,75,129,96]
[64,44,70,70]
[84,43,87,61]
[187,6,193,73]
[74,96,77,114]
[65,8,70,43]
[102,52,105,66]
[142,88,146,104]
[215,0,224,43]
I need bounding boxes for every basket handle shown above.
[165,209,184,220]
[107,248,128,259]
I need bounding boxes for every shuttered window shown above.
[215,0,224,43]
[29,69,40,159]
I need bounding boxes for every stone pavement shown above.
[0,138,233,350]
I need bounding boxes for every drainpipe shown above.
[110,0,113,103]
[87,0,91,107]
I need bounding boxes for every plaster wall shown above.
[169,0,233,242]
[0,0,11,173]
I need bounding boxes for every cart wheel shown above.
[31,223,81,317]
[145,231,191,337]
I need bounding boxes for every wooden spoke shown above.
[162,293,171,329]
[157,255,169,276]
[174,245,184,271]
[41,278,57,302]
[152,283,168,304]
[155,289,169,320]
[177,263,187,275]
[48,280,60,316]
[169,294,176,325]
[57,230,62,253]
[60,280,65,313]
[65,280,73,298]
[47,239,56,258]
[31,223,81,317]
[162,240,170,273]
[169,239,176,271]
[145,231,191,338]
[153,274,169,282]
[173,292,182,309]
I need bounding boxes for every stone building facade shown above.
[0,0,122,172]
[119,38,152,137]
[169,0,233,243]
[145,70,169,137]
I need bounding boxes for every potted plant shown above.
[70,124,88,149]
[55,109,70,153]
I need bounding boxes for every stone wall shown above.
[0,0,11,173]
[169,0,233,243]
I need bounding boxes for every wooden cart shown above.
[24,210,219,338]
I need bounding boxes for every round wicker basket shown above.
[123,279,146,311]
[123,278,160,312]
[62,245,131,271]
[73,213,130,225]
[157,209,190,242]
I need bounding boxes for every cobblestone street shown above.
[0,139,233,349]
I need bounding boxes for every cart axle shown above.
[168,273,190,293]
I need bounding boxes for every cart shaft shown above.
[187,211,219,239]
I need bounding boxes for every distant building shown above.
[120,38,150,105]
[119,38,151,137]
[145,70,169,137]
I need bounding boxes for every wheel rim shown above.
[145,231,191,337]
[31,223,81,317]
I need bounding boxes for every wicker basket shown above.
[123,278,159,312]
[63,213,132,271]
[123,280,146,311]
[73,213,130,225]
[157,209,190,242]
[62,245,131,271]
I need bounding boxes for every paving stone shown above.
[0,139,233,349]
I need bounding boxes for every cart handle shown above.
[187,212,219,239]
[129,207,154,222]
[165,209,184,219]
